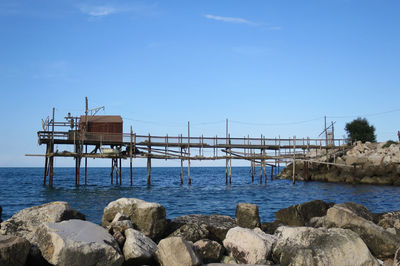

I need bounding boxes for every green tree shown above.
[345,117,376,143]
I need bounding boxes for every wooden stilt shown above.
[292,136,296,184]
[251,160,254,182]
[147,134,151,185]
[119,157,122,185]
[147,155,151,185]
[188,122,191,185]
[130,127,133,186]
[110,159,114,184]
[43,144,49,185]
[84,145,87,185]
[180,135,183,184]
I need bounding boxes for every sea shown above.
[1,167,399,224]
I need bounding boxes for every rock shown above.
[35,219,123,266]
[376,210,400,235]
[335,202,374,221]
[235,203,260,229]
[109,220,134,235]
[123,228,157,265]
[169,223,210,242]
[223,227,277,264]
[0,201,85,264]
[113,231,125,249]
[272,226,379,266]
[0,234,30,266]
[102,198,167,240]
[171,214,236,242]
[275,200,331,226]
[260,221,282,234]
[155,237,201,266]
[193,239,224,263]
[325,205,400,258]
[220,256,238,264]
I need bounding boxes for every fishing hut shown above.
[29,98,349,187]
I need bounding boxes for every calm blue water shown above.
[1,167,399,224]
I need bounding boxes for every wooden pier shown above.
[28,100,348,187]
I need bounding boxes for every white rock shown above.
[35,219,123,266]
[222,227,277,264]
[273,226,379,266]
[123,228,157,265]
[155,237,201,266]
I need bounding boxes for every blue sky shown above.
[1,0,399,167]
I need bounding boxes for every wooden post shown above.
[130,127,133,186]
[147,134,151,185]
[188,121,191,185]
[43,144,49,185]
[84,145,87,185]
[250,160,254,183]
[110,159,114,184]
[292,136,296,184]
[229,134,232,184]
[180,135,183,185]
[119,157,122,185]
[225,119,228,184]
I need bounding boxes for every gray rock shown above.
[260,221,282,234]
[275,200,331,226]
[336,202,374,221]
[155,237,201,266]
[0,234,30,266]
[171,214,236,242]
[223,227,277,264]
[0,201,85,264]
[325,205,400,258]
[109,220,134,235]
[273,226,379,266]
[193,239,224,263]
[169,223,210,242]
[102,198,167,240]
[35,219,123,266]
[123,228,157,265]
[376,210,400,235]
[235,203,260,229]
[113,231,125,249]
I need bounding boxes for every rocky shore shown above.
[1,199,399,265]
[277,141,400,186]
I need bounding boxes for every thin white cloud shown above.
[79,5,117,17]
[204,14,256,26]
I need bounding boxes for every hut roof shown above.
[80,115,122,123]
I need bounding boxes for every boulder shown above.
[0,201,85,263]
[275,200,331,226]
[0,234,30,266]
[0,201,85,241]
[335,202,373,221]
[168,223,210,242]
[123,228,157,265]
[272,226,379,266]
[155,237,201,266]
[193,239,224,263]
[223,227,277,264]
[171,214,236,242]
[376,210,400,235]
[35,219,123,266]
[102,198,167,240]
[325,205,400,258]
[113,231,125,249]
[235,203,260,229]
[260,221,282,234]
[108,220,134,235]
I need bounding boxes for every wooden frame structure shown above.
[29,102,349,187]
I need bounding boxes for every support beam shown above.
[188,121,191,185]
[130,127,133,186]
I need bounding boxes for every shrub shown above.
[345,117,376,143]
